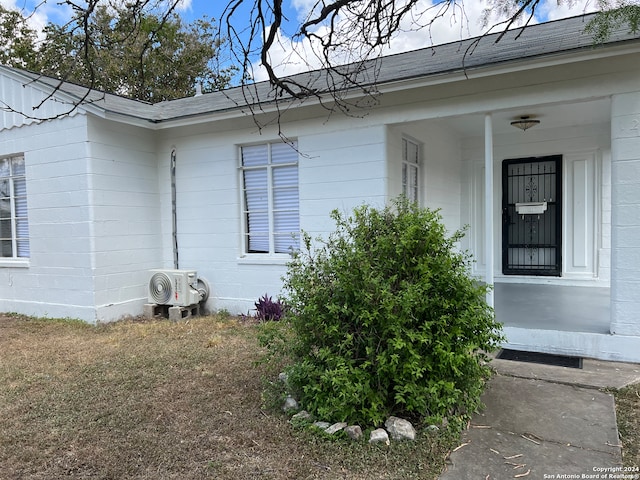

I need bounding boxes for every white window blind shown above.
[0,155,29,258]
[241,141,299,254]
[402,138,420,204]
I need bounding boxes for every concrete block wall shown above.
[156,118,389,315]
[388,121,462,235]
[87,117,162,321]
[0,114,162,323]
[156,124,246,314]
[610,92,640,336]
[298,123,388,236]
[0,114,98,320]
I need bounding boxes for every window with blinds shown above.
[402,138,420,203]
[0,155,29,259]
[241,141,299,254]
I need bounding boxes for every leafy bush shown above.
[279,199,503,426]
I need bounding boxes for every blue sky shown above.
[180,0,298,28]
[178,0,599,31]
[0,0,604,36]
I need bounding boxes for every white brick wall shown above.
[0,115,163,323]
[299,125,388,235]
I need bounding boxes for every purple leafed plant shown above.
[254,294,286,322]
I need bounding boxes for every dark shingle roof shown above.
[7,12,640,124]
[152,13,640,122]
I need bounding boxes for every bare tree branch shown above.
[219,0,477,125]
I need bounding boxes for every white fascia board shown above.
[150,98,310,130]
[99,110,159,128]
[376,43,640,95]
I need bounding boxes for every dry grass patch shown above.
[615,383,640,468]
[0,314,456,479]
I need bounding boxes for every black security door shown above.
[502,156,562,276]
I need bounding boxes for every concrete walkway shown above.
[439,357,640,479]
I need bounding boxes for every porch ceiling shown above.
[438,98,611,137]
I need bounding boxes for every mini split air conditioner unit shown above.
[148,269,209,307]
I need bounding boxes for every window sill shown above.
[0,258,30,268]
[237,254,293,266]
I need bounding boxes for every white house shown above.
[1,13,639,362]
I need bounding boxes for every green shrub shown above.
[279,198,503,426]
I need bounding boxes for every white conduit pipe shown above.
[171,149,179,269]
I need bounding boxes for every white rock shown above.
[282,395,298,412]
[278,372,289,383]
[291,410,312,422]
[313,421,331,430]
[324,422,347,434]
[384,416,416,441]
[345,425,363,441]
[369,428,390,445]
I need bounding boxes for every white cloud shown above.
[253,0,608,82]
[539,0,599,20]
[174,0,193,12]
[290,0,323,22]
[253,0,510,81]
[251,26,324,81]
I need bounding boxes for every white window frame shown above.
[239,140,300,256]
[402,137,421,203]
[0,154,29,265]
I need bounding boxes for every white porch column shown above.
[485,114,494,308]
[610,93,640,336]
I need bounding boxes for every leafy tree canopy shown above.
[0,5,38,70]
[0,4,235,102]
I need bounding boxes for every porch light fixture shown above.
[510,116,540,131]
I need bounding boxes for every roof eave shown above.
[142,40,640,129]
[375,40,640,95]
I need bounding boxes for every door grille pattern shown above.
[502,156,562,276]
